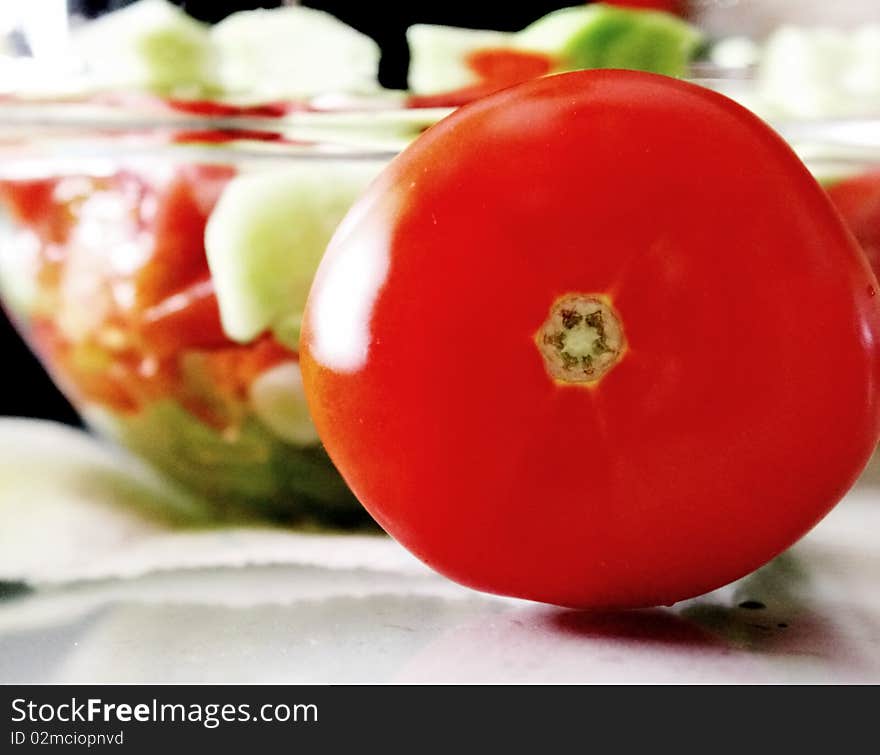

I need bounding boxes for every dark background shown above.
[3,1,578,423]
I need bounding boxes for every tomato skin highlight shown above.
[301,71,880,609]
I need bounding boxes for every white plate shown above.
[1,419,878,683]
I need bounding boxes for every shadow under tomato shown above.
[521,552,813,653]
[397,549,874,682]
[673,551,876,672]
[392,601,748,683]
[549,607,719,648]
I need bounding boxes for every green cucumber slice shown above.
[517,4,702,77]
[248,361,320,446]
[71,0,218,95]
[756,25,880,119]
[212,7,381,98]
[0,214,41,319]
[205,161,385,348]
[407,24,515,95]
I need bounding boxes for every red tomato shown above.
[826,170,880,279]
[300,71,880,609]
[135,164,234,308]
[0,178,73,244]
[466,48,555,84]
[136,277,230,356]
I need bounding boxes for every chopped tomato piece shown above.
[827,170,880,278]
[466,48,554,86]
[135,165,234,307]
[0,179,72,244]
[137,277,231,356]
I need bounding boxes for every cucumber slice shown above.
[517,4,702,77]
[756,25,880,118]
[71,0,218,95]
[407,24,515,95]
[0,216,41,319]
[212,7,381,98]
[205,161,385,348]
[515,6,603,53]
[248,361,319,446]
[709,35,760,69]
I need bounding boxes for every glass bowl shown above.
[0,100,426,527]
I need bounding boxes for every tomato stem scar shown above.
[536,294,625,384]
